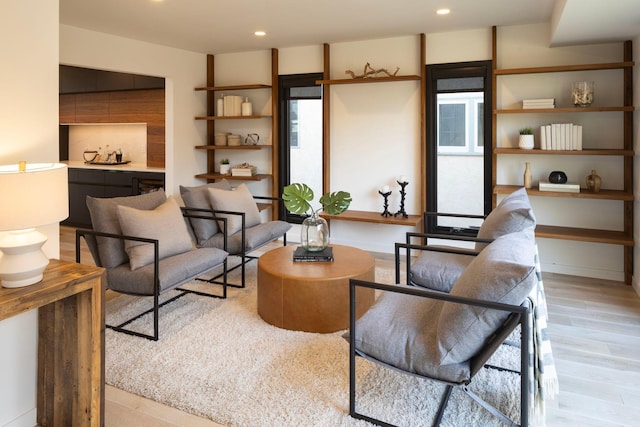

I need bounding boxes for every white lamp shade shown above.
[0,163,68,287]
[0,163,69,230]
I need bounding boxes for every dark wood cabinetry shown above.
[64,168,165,228]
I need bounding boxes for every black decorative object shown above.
[548,171,568,184]
[378,190,392,217]
[394,180,409,218]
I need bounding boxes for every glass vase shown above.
[301,212,329,252]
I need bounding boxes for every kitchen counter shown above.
[63,160,165,173]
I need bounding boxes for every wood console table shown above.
[0,259,105,426]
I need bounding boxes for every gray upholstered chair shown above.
[396,187,536,292]
[349,231,537,426]
[180,179,291,288]
[76,189,228,341]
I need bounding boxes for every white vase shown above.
[519,134,534,149]
[219,164,231,175]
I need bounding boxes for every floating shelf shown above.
[494,148,633,156]
[316,75,421,85]
[494,184,633,201]
[534,225,633,246]
[195,145,270,150]
[194,84,271,91]
[494,61,634,75]
[195,115,271,120]
[495,106,634,114]
[320,210,421,226]
[195,173,271,182]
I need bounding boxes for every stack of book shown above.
[293,246,334,262]
[231,163,257,176]
[223,95,243,116]
[539,181,580,193]
[540,123,583,150]
[522,98,555,109]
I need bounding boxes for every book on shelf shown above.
[231,163,257,176]
[538,181,580,193]
[293,246,334,262]
[223,95,243,116]
[522,98,555,109]
[539,123,582,150]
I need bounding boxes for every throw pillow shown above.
[410,249,475,292]
[180,179,232,245]
[116,196,194,270]
[437,230,537,364]
[87,190,167,269]
[207,184,261,236]
[475,187,536,251]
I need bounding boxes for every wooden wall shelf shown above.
[195,145,270,150]
[494,61,634,75]
[495,185,634,201]
[316,75,420,85]
[195,84,271,91]
[195,173,271,181]
[535,225,633,246]
[195,115,271,120]
[0,259,105,426]
[495,106,634,114]
[320,209,422,226]
[494,148,634,156]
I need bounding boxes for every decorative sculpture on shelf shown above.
[378,186,392,217]
[345,62,400,79]
[395,177,409,218]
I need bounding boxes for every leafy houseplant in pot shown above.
[518,127,534,149]
[219,158,230,175]
[283,183,352,252]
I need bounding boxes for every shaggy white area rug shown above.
[105,261,522,426]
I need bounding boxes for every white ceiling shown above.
[59,0,640,54]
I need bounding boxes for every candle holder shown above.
[395,180,409,218]
[378,190,392,217]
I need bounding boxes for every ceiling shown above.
[59,0,640,54]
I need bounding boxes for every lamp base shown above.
[0,229,50,288]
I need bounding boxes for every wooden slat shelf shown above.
[195,144,270,150]
[494,148,634,156]
[495,184,633,201]
[194,84,271,91]
[316,75,421,85]
[494,61,634,75]
[195,173,271,181]
[534,225,633,246]
[320,209,421,226]
[495,106,634,114]
[195,115,271,120]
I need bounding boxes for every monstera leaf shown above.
[283,183,351,216]
[319,191,352,215]
[282,183,315,215]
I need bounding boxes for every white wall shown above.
[0,1,60,425]
[59,25,208,197]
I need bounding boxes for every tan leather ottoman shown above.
[257,244,375,333]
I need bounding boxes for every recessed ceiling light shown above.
[436,8,450,15]
[254,31,266,37]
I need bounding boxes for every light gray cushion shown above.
[199,220,291,254]
[410,249,475,292]
[350,286,472,383]
[106,247,227,295]
[116,197,194,270]
[180,179,232,245]
[438,230,536,364]
[475,187,536,250]
[87,190,167,269]
[207,184,261,236]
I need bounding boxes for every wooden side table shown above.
[257,244,375,333]
[0,259,105,426]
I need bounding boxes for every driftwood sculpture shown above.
[345,62,400,79]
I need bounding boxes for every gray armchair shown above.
[76,189,228,341]
[180,179,291,288]
[349,230,538,426]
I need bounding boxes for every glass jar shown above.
[301,212,329,252]
[572,81,594,107]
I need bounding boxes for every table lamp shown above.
[0,162,69,288]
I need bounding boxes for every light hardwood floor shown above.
[61,226,640,426]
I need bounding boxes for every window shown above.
[425,61,492,235]
[278,73,323,223]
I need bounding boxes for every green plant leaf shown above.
[282,183,315,215]
[319,191,352,215]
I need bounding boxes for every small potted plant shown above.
[518,127,534,149]
[219,158,231,175]
[282,183,352,252]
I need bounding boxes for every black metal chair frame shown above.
[348,279,531,427]
[182,194,288,289]
[75,212,228,341]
